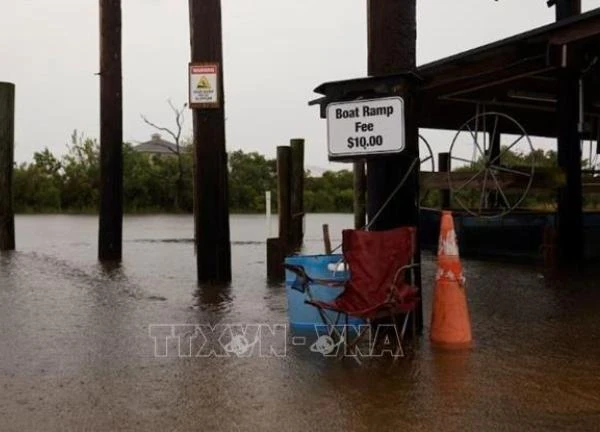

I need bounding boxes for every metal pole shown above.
[98,0,123,262]
[265,190,272,238]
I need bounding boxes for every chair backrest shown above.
[337,226,416,312]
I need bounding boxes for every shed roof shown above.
[311,8,600,138]
[133,134,178,155]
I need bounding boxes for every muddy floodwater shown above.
[1,214,599,431]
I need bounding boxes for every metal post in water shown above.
[265,190,272,238]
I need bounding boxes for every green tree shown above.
[228,150,276,212]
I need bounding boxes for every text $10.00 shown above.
[347,135,384,149]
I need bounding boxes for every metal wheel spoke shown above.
[455,166,487,193]
[478,169,490,215]
[489,170,511,209]
[489,134,524,166]
[482,110,488,156]
[448,111,533,219]
[418,134,435,173]
[492,165,531,177]
[451,155,477,165]
[490,115,499,150]
[466,125,486,159]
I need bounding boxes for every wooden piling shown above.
[438,152,451,210]
[290,138,304,251]
[98,0,123,262]
[555,1,583,264]
[367,0,422,331]
[0,82,15,251]
[266,237,285,282]
[353,161,366,229]
[277,146,292,254]
[554,0,581,20]
[322,224,332,255]
[189,0,232,283]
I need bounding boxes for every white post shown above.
[265,190,272,237]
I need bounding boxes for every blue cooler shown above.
[284,254,363,330]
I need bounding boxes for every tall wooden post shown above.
[438,152,451,210]
[0,82,15,251]
[98,0,123,261]
[189,0,231,283]
[367,0,422,329]
[554,0,581,20]
[555,0,583,264]
[277,146,292,253]
[353,161,366,229]
[290,138,304,251]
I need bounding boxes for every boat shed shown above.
[311,8,600,139]
[310,7,600,263]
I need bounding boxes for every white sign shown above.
[189,63,219,108]
[326,97,405,160]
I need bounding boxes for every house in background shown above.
[132,134,178,156]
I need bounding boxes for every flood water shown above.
[1,214,599,431]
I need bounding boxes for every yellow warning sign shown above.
[197,76,211,90]
[189,63,219,108]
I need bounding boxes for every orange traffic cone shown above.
[430,211,472,349]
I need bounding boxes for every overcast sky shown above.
[2,0,600,168]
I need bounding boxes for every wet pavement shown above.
[1,214,599,431]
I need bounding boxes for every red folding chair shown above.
[285,226,420,359]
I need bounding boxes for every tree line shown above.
[14,133,596,214]
[13,132,355,214]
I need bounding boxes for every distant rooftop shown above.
[133,133,178,155]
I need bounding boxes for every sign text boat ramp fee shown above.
[326,97,405,161]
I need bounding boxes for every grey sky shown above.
[2,0,600,168]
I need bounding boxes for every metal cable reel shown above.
[448,111,535,218]
[419,134,435,172]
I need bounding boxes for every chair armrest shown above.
[311,278,347,287]
[284,264,347,297]
[283,264,313,282]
